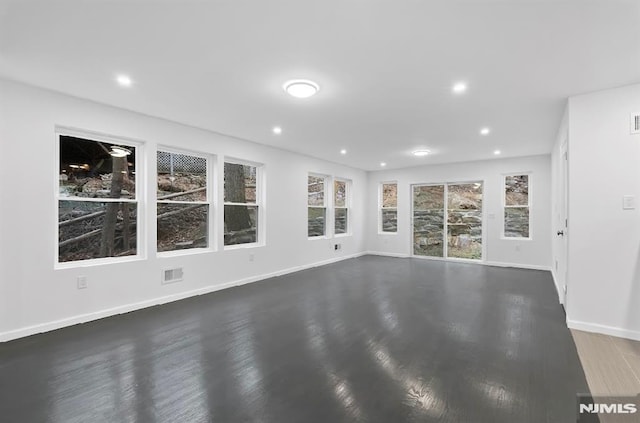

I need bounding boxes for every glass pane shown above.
[157,151,207,201]
[413,185,445,257]
[334,180,346,207]
[505,175,529,206]
[381,209,397,233]
[308,207,326,237]
[157,203,208,252]
[413,185,444,210]
[59,200,137,262]
[505,207,530,238]
[335,208,347,234]
[308,176,325,206]
[224,163,256,204]
[382,183,397,208]
[447,183,483,260]
[224,205,258,245]
[59,135,136,199]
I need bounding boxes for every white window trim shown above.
[379,181,398,235]
[501,172,532,240]
[223,158,264,249]
[54,126,146,269]
[308,173,330,239]
[334,177,352,237]
[156,146,215,257]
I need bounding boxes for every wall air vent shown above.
[632,112,640,135]
[162,267,184,284]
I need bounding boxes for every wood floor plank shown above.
[572,331,640,395]
[0,257,592,423]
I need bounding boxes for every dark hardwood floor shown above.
[0,256,591,422]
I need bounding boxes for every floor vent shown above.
[632,112,640,135]
[162,267,184,284]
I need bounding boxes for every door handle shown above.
[557,230,564,236]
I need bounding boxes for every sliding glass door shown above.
[412,182,483,260]
[413,185,445,257]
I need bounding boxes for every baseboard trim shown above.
[549,269,564,305]
[364,251,410,258]
[0,252,365,343]
[483,261,552,272]
[567,319,640,342]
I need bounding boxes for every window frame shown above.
[54,126,145,269]
[502,173,532,240]
[334,178,351,237]
[156,146,215,257]
[308,173,329,239]
[379,181,398,234]
[223,157,264,250]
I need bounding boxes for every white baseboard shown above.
[549,269,564,305]
[0,252,365,343]
[364,251,410,258]
[567,319,640,342]
[483,261,552,272]
[366,253,552,272]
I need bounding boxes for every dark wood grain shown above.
[0,256,592,422]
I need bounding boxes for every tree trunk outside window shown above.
[224,163,251,231]
[100,156,126,257]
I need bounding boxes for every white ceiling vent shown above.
[632,112,640,135]
[162,267,184,284]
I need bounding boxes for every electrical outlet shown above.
[515,244,521,252]
[249,253,255,262]
[77,276,88,289]
[334,243,342,251]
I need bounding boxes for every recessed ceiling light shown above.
[340,149,347,155]
[272,126,282,134]
[283,79,319,98]
[494,150,501,155]
[412,150,430,157]
[480,127,491,136]
[452,82,467,94]
[380,162,387,167]
[116,74,133,87]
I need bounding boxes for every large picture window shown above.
[504,174,530,238]
[157,150,210,252]
[308,175,327,237]
[224,161,259,246]
[380,182,397,233]
[57,133,139,263]
[334,179,350,235]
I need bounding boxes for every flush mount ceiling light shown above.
[340,149,347,155]
[116,74,133,87]
[412,150,430,157]
[494,150,501,155]
[480,127,491,136]
[380,162,387,167]
[272,126,282,134]
[109,146,132,157]
[452,82,467,94]
[283,79,319,98]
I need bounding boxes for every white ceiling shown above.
[1,0,639,170]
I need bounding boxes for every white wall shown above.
[0,79,367,341]
[365,155,552,269]
[566,83,640,339]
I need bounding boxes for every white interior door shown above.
[556,141,569,306]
